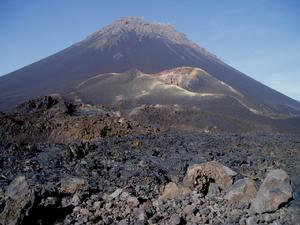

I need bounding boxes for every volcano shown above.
[0,17,300,132]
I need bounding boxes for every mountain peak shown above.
[83,17,199,50]
[113,16,148,24]
[111,16,174,31]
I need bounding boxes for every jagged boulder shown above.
[251,169,293,213]
[161,182,191,199]
[183,161,237,193]
[60,177,89,195]
[0,176,35,225]
[225,178,257,205]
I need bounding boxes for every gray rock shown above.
[207,182,220,197]
[133,207,145,221]
[118,219,129,225]
[263,213,277,223]
[246,216,258,225]
[170,214,181,225]
[183,204,195,215]
[0,176,35,225]
[60,177,89,194]
[103,217,113,224]
[183,161,237,192]
[5,176,28,200]
[110,188,123,199]
[127,196,139,208]
[271,221,282,225]
[36,147,62,168]
[225,178,257,205]
[251,169,293,214]
[148,215,160,224]
[152,198,162,207]
[161,182,191,199]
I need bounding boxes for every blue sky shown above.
[1,0,299,101]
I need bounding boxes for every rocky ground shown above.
[0,96,156,143]
[0,97,300,225]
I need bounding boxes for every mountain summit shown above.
[81,17,216,59]
[0,17,300,120]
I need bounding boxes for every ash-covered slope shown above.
[0,17,299,116]
[71,68,248,113]
[68,68,300,133]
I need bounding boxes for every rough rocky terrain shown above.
[0,97,300,225]
[1,16,300,225]
[0,96,156,143]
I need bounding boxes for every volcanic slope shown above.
[0,17,300,117]
[70,68,300,133]
[71,68,243,109]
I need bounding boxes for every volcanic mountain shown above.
[1,17,300,132]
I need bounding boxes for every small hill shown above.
[70,68,300,133]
